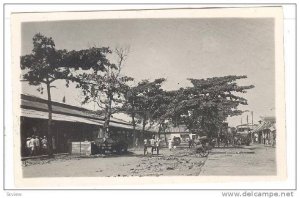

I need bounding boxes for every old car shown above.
[173,137,181,146]
[92,137,128,154]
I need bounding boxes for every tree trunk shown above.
[164,130,168,148]
[131,112,137,147]
[158,123,161,141]
[46,81,54,156]
[141,118,146,141]
[103,95,113,138]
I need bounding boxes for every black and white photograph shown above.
[8,5,289,189]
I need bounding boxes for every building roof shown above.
[165,125,189,133]
[252,118,276,133]
[21,94,133,129]
[236,124,258,130]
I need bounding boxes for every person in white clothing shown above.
[25,137,31,156]
[168,138,172,150]
[29,135,36,156]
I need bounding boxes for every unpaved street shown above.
[22,148,207,177]
[22,144,276,177]
[200,144,276,175]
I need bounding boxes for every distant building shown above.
[251,116,276,146]
[157,124,193,142]
[236,124,258,133]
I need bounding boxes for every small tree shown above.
[76,48,132,138]
[21,33,70,155]
[133,79,165,138]
[121,84,140,146]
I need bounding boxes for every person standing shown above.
[143,138,148,155]
[25,137,31,156]
[41,136,48,155]
[188,138,193,148]
[135,137,139,148]
[150,136,156,154]
[168,138,172,151]
[29,135,36,156]
[52,136,56,153]
[34,136,40,155]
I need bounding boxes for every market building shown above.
[20,94,156,157]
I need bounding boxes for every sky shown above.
[21,18,275,127]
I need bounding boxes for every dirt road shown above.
[22,148,207,177]
[200,144,276,175]
[22,144,276,177]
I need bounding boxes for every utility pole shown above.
[251,111,253,125]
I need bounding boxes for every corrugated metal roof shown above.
[21,109,103,126]
[252,121,276,133]
[21,99,94,119]
[21,94,132,126]
[20,94,160,132]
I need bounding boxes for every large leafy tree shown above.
[160,75,254,138]
[121,78,166,144]
[21,33,111,155]
[133,79,166,138]
[121,84,140,145]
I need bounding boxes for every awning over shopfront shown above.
[252,118,276,133]
[20,94,155,132]
[21,108,103,126]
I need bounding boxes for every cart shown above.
[194,137,213,157]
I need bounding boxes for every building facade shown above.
[20,94,156,157]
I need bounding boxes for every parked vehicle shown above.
[92,137,128,154]
[143,139,160,155]
[235,124,255,146]
[194,137,214,157]
[234,132,251,146]
[173,137,181,146]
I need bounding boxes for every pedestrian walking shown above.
[188,138,193,148]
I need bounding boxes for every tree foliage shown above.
[75,47,133,137]
[21,33,255,146]
[163,75,254,137]
[20,33,113,154]
[121,78,166,133]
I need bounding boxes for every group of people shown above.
[25,135,48,156]
[144,136,160,147]
[143,136,160,154]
